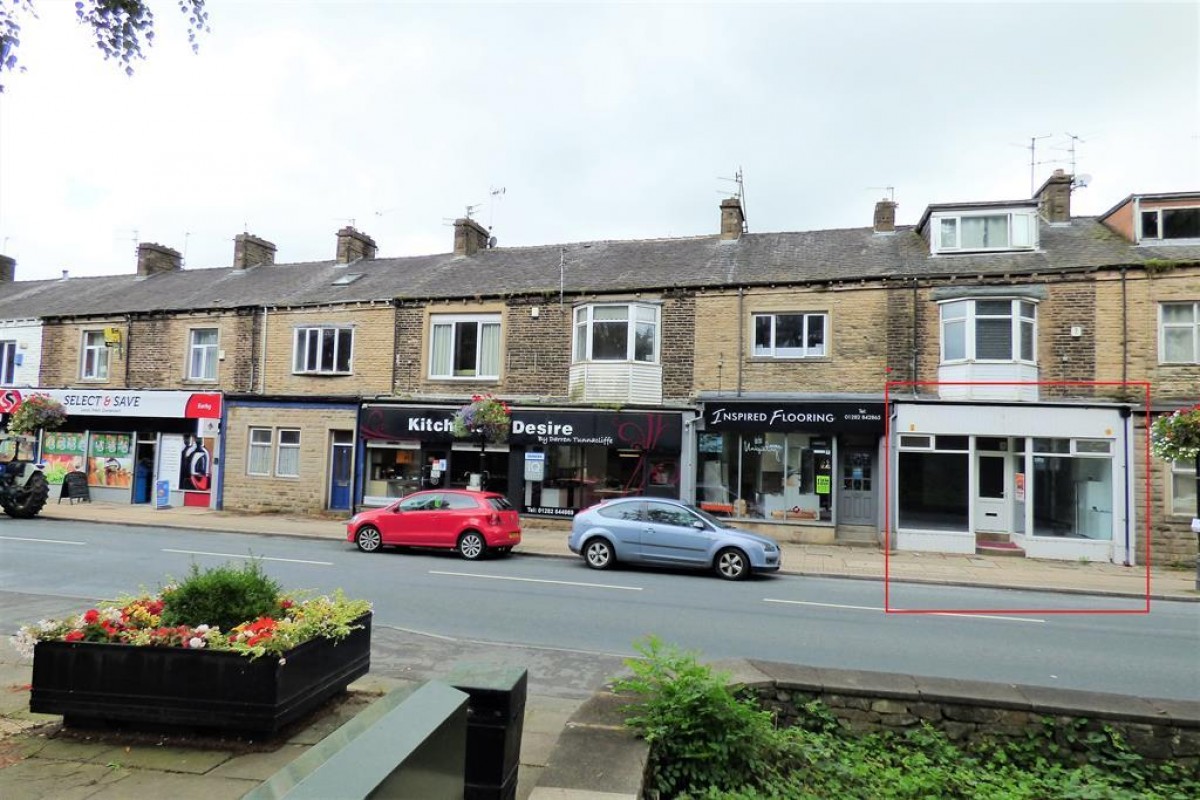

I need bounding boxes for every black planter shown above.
[30,613,371,734]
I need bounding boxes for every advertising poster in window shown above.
[87,432,133,488]
[160,434,213,493]
[41,432,88,485]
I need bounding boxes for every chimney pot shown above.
[719,198,745,241]
[873,199,897,233]
[136,242,183,277]
[336,226,377,264]
[234,232,277,268]
[453,218,490,257]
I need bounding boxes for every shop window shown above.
[188,328,219,381]
[752,312,826,358]
[897,451,969,531]
[293,326,353,375]
[1031,452,1112,540]
[1160,302,1200,364]
[247,428,272,475]
[940,299,1036,364]
[365,446,420,502]
[81,330,110,380]
[430,315,501,379]
[276,429,301,477]
[573,303,658,363]
[694,431,830,522]
[0,340,15,384]
[1170,460,1197,517]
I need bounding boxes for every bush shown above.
[612,636,793,798]
[159,561,282,633]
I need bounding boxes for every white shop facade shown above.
[890,399,1136,564]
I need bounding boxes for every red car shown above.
[346,490,521,560]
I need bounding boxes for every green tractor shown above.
[0,432,51,518]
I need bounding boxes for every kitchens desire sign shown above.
[704,402,885,433]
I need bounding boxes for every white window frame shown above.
[428,314,502,379]
[81,330,110,380]
[1139,206,1200,242]
[933,210,1037,254]
[188,328,219,381]
[572,303,660,363]
[276,429,301,478]
[1159,302,1200,364]
[0,340,15,385]
[1169,459,1197,518]
[751,312,828,358]
[293,326,354,375]
[939,299,1037,364]
[248,428,273,476]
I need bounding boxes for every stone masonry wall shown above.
[39,319,128,387]
[261,305,394,396]
[502,296,571,399]
[693,285,890,395]
[724,661,1200,772]
[221,404,357,515]
[125,311,256,392]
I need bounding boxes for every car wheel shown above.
[355,526,382,553]
[714,548,749,580]
[458,531,486,560]
[583,538,614,570]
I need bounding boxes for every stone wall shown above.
[719,659,1199,771]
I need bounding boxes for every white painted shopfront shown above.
[890,400,1135,564]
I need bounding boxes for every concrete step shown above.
[975,531,1011,543]
[976,541,1026,558]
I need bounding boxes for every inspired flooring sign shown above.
[703,401,885,433]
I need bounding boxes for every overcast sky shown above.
[0,1,1196,281]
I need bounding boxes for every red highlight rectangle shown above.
[882,380,1152,615]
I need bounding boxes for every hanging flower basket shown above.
[1150,404,1200,462]
[8,393,67,435]
[452,394,512,444]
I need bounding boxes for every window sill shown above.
[427,376,501,382]
[748,356,830,363]
[931,247,1039,257]
[291,372,353,378]
[78,377,111,383]
[182,378,219,385]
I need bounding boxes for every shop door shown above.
[974,453,1009,533]
[328,432,353,511]
[420,449,450,489]
[837,447,875,526]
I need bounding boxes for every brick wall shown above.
[503,297,571,398]
[221,404,357,515]
[262,306,394,396]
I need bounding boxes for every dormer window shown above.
[1140,207,1200,241]
[934,211,1036,254]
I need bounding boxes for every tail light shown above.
[489,512,500,526]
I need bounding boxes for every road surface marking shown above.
[0,536,86,546]
[387,624,632,659]
[430,570,642,591]
[763,598,1044,623]
[162,548,332,566]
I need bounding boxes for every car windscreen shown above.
[685,503,727,528]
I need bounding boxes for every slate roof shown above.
[0,218,1197,320]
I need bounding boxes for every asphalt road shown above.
[2,519,1197,701]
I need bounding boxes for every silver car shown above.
[568,497,781,580]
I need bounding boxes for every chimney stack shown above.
[719,198,745,241]
[453,217,490,257]
[137,242,182,277]
[233,233,277,269]
[1036,169,1073,224]
[336,227,377,264]
[873,198,897,233]
[0,255,14,283]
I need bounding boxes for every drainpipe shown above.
[123,314,132,386]
[1122,407,1131,566]
[259,306,269,394]
[886,402,899,552]
[391,300,400,393]
[911,279,919,390]
[736,288,744,397]
[1120,267,1128,386]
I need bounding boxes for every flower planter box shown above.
[30,613,371,734]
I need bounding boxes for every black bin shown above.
[448,664,528,800]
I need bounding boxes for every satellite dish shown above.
[1073,173,1092,189]
[487,236,498,249]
